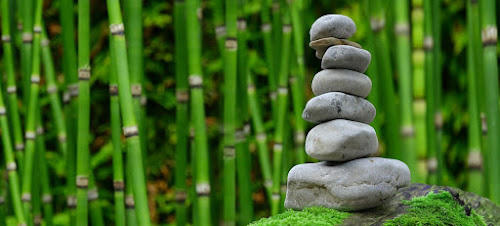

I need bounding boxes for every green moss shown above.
[249,206,351,226]
[384,191,486,226]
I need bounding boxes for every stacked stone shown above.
[284,15,411,212]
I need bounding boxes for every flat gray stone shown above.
[305,119,378,161]
[310,37,362,59]
[312,69,372,98]
[284,157,411,211]
[310,14,357,41]
[302,92,376,124]
[321,45,371,73]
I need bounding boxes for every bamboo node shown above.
[196,8,203,20]
[176,90,189,102]
[272,2,280,12]
[36,126,44,135]
[196,183,211,196]
[467,151,483,170]
[25,131,36,140]
[427,157,438,173]
[281,184,287,193]
[109,23,125,36]
[278,87,288,95]
[238,19,247,31]
[289,76,297,84]
[21,193,31,202]
[434,112,443,129]
[58,133,67,142]
[481,113,488,135]
[15,143,24,151]
[1,35,11,42]
[223,145,236,158]
[47,84,58,94]
[113,181,125,191]
[175,190,187,203]
[42,194,53,203]
[76,176,89,188]
[225,37,238,50]
[247,84,255,93]
[18,223,27,226]
[261,23,271,32]
[131,84,142,97]
[67,196,77,208]
[482,26,497,46]
[283,24,292,33]
[125,195,135,208]
[41,39,50,47]
[141,95,148,106]
[270,91,277,100]
[88,189,99,201]
[123,125,139,138]
[273,143,283,152]
[0,196,4,204]
[395,23,410,36]
[295,132,305,143]
[7,86,17,94]
[244,123,251,135]
[17,23,22,31]
[256,133,267,141]
[33,215,42,225]
[423,36,434,50]
[272,193,280,200]
[22,33,33,43]
[63,92,71,104]
[33,26,42,33]
[0,107,6,116]
[235,130,246,142]
[78,68,91,80]
[68,84,79,98]
[401,126,415,137]
[6,162,17,171]
[188,75,203,88]
[370,18,385,32]
[264,179,273,188]
[109,84,118,96]
[215,25,227,38]
[30,75,41,84]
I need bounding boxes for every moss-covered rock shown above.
[250,183,500,225]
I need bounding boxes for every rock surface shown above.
[321,45,371,73]
[311,69,372,97]
[302,92,376,124]
[284,158,411,211]
[305,119,378,161]
[310,14,357,40]
[310,37,362,59]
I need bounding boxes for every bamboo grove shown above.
[0,0,497,225]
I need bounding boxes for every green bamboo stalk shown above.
[235,3,253,223]
[466,0,484,196]
[213,0,225,53]
[35,121,53,226]
[110,33,126,226]
[260,0,277,126]
[185,0,212,224]
[60,0,78,222]
[411,0,427,183]
[0,176,6,226]
[107,0,151,224]
[480,0,500,203]
[125,159,138,226]
[271,2,292,215]
[2,0,25,175]
[88,176,105,226]
[394,0,417,181]
[20,0,34,105]
[370,0,401,160]
[432,0,444,185]
[223,0,237,224]
[32,147,42,226]
[20,0,43,221]
[270,0,282,126]
[75,0,91,223]
[423,0,438,185]
[0,16,26,222]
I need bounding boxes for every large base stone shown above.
[284,158,411,212]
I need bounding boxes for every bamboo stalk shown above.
[466,0,484,196]
[20,0,43,221]
[261,0,277,126]
[213,0,225,53]
[125,159,138,226]
[185,0,212,224]
[0,176,6,226]
[479,0,500,203]
[75,0,91,223]
[35,121,53,226]
[20,0,34,105]
[2,0,25,176]
[394,0,417,181]
[432,0,444,185]
[88,175,105,226]
[271,2,292,215]
[107,0,151,224]
[60,0,78,222]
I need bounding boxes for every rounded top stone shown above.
[310,14,357,41]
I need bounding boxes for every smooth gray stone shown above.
[310,14,357,41]
[305,119,378,161]
[321,45,371,73]
[310,37,362,59]
[302,92,376,124]
[284,157,411,211]
[312,69,372,98]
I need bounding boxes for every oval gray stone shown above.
[310,37,362,59]
[310,14,357,41]
[321,45,371,73]
[302,92,376,124]
[305,119,378,161]
[312,69,372,98]
[284,157,411,211]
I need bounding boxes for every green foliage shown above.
[384,191,486,226]
[249,207,350,226]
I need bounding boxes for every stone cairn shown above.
[284,14,411,212]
